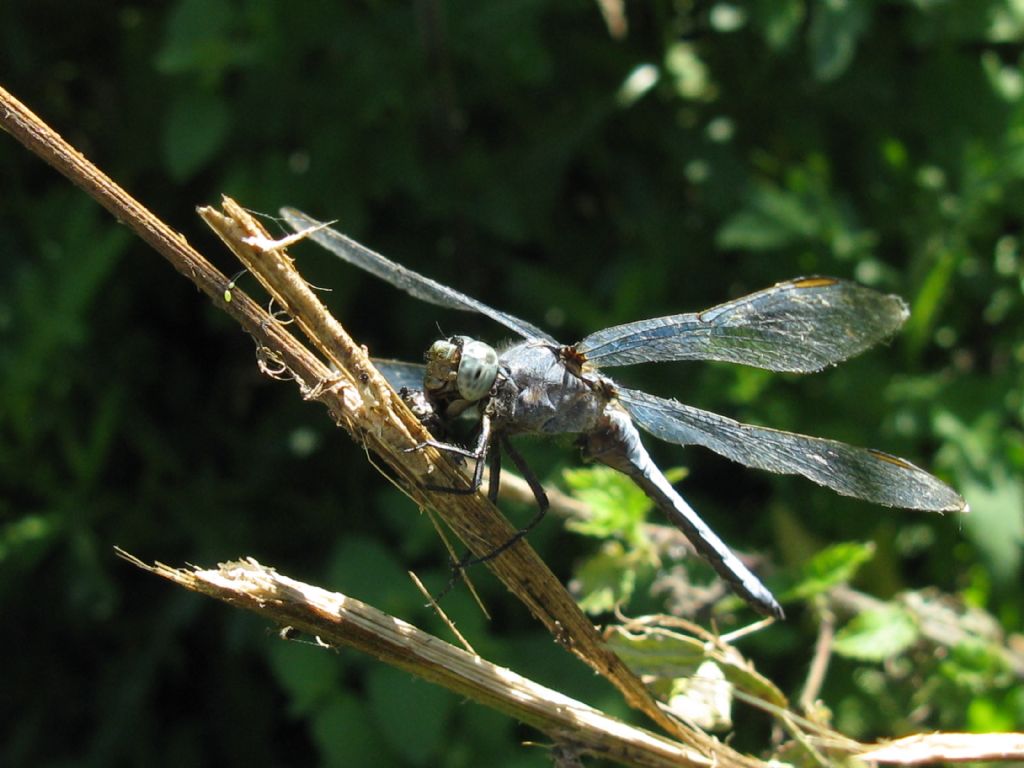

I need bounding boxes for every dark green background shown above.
[2,1,1022,766]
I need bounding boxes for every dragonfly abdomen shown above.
[582,404,784,619]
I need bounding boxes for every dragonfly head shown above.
[424,336,498,403]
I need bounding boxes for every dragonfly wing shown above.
[617,387,967,512]
[577,277,909,372]
[371,358,427,392]
[280,208,556,343]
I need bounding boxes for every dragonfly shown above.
[280,208,967,619]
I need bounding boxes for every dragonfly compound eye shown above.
[456,339,498,401]
[424,338,461,394]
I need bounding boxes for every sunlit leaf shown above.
[934,411,1024,583]
[562,465,656,543]
[667,660,733,730]
[939,639,1013,692]
[782,541,875,602]
[833,605,920,661]
[572,542,643,614]
[605,627,789,707]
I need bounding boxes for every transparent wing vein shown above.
[371,359,427,392]
[280,208,555,343]
[617,387,966,512]
[577,277,909,372]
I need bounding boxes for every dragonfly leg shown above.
[486,445,501,504]
[501,435,550,522]
[437,452,509,596]
[406,439,480,461]
[418,424,547,598]
[452,436,550,572]
[415,415,492,496]
[432,442,500,602]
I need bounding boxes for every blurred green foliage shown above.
[2,1,1023,765]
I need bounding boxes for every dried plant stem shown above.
[116,551,713,768]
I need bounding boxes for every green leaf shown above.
[967,695,1018,732]
[265,641,342,717]
[939,638,1013,692]
[782,541,875,602]
[3,196,128,438]
[958,465,1024,583]
[155,0,244,80]
[934,411,1024,583]
[162,92,229,180]
[324,536,413,615]
[0,515,60,578]
[604,627,705,677]
[605,628,789,707]
[667,660,734,730]
[312,694,398,768]
[366,666,454,765]
[833,605,920,661]
[716,183,818,251]
[562,465,659,543]
[751,0,805,50]
[905,247,959,358]
[808,0,870,82]
[664,42,713,101]
[572,542,641,614]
